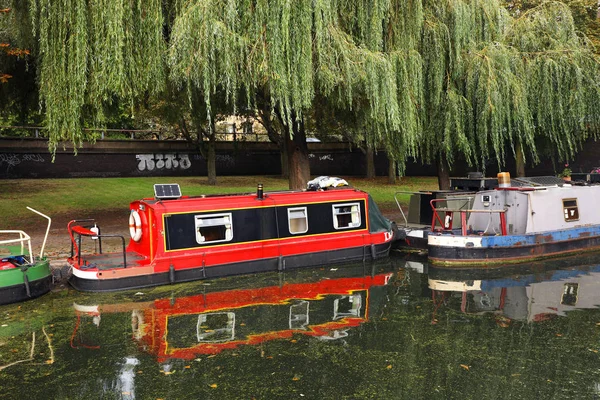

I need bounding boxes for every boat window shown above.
[561,283,578,306]
[288,207,308,234]
[333,294,362,320]
[196,312,236,343]
[195,213,233,244]
[562,199,579,222]
[332,203,361,229]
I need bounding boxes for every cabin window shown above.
[195,213,233,244]
[333,294,362,320]
[288,207,308,234]
[332,203,361,229]
[562,199,579,222]
[196,312,235,343]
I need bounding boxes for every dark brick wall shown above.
[4,137,595,179]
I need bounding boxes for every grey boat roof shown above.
[510,176,566,187]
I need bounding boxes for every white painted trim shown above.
[428,235,483,248]
[72,268,99,280]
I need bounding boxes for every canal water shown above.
[1,254,600,399]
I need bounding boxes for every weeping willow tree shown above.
[15,0,600,188]
[420,0,600,187]
[168,0,424,188]
[27,0,166,154]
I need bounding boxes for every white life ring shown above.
[129,210,143,242]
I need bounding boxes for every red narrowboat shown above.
[67,182,395,291]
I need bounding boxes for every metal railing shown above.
[430,198,507,236]
[0,126,272,142]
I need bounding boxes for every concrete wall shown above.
[0,138,438,179]
[4,136,594,179]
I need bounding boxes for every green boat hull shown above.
[0,259,52,305]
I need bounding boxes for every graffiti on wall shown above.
[309,154,334,161]
[0,153,45,171]
[136,154,192,171]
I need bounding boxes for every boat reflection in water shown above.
[72,266,394,362]
[425,256,600,322]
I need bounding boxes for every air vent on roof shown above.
[154,184,182,200]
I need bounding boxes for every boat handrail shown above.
[394,191,475,228]
[393,191,412,227]
[26,207,51,259]
[430,198,508,236]
[68,220,128,268]
[0,230,34,264]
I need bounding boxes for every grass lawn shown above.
[0,175,438,231]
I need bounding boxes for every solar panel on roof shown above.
[154,184,182,200]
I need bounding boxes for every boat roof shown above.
[510,176,566,187]
[138,187,368,213]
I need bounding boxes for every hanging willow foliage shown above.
[169,0,424,159]
[507,1,600,163]
[21,0,600,173]
[29,0,165,154]
[419,0,600,172]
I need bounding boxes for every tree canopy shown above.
[2,0,600,178]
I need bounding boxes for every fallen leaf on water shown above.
[588,349,598,353]
[209,384,218,388]
[556,334,563,337]
[185,365,191,369]
[137,371,143,374]
[290,339,297,343]
[386,365,392,369]
[122,392,130,396]
[45,360,54,364]
[460,364,470,371]
[292,375,301,381]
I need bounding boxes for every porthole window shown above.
[195,213,233,244]
[332,203,361,229]
[562,199,579,222]
[288,207,308,234]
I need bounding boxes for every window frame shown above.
[332,202,361,230]
[562,198,579,222]
[194,212,233,245]
[287,206,309,234]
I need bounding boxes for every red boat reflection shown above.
[73,271,393,362]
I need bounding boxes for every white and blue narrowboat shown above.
[427,173,600,266]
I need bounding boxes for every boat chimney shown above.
[257,183,264,200]
[497,172,511,188]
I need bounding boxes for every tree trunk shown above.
[366,145,376,179]
[388,158,396,184]
[515,141,526,177]
[280,143,289,179]
[207,139,217,185]
[436,156,450,190]
[286,127,310,190]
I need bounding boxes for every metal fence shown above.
[0,126,271,142]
